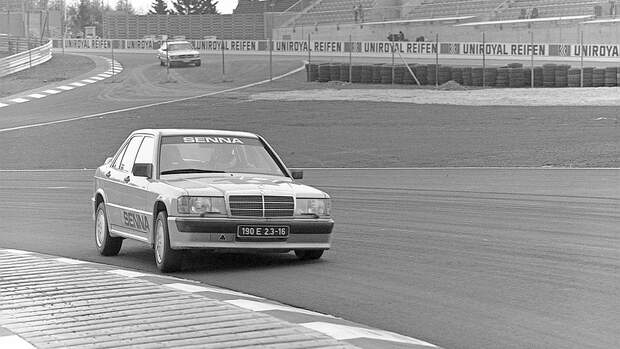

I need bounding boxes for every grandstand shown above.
[497,0,609,20]
[234,0,300,14]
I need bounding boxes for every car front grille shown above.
[178,54,195,58]
[229,195,294,217]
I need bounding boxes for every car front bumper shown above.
[168,216,334,250]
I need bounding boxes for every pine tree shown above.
[149,0,170,14]
[171,0,219,15]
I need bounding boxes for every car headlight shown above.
[295,198,331,217]
[178,196,227,215]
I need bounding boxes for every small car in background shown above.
[157,40,201,67]
[93,129,334,272]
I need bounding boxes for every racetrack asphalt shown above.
[1,52,620,349]
[0,169,618,349]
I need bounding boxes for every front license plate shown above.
[237,225,289,238]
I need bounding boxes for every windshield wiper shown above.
[160,169,226,175]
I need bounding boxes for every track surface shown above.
[1,52,620,349]
[0,169,618,349]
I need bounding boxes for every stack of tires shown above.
[340,63,350,82]
[438,66,452,85]
[604,66,617,86]
[484,67,497,87]
[471,67,483,86]
[329,63,341,82]
[402,64,414,84]
[393,65,406,84]
[593,68,605,87]
[495,67,509,88]
[582,67,593,87]
[305,63,319,82]
[318,63,331,82]
[462,67,472,86]
[350,64,362,83]
[361,65,373,83]
[507,62,523,69]
[567,68,581,87]
[542,63,556,87]
[380,65,392,84]
[372,64,382,83]
[427,64,437,86]
[451,67,463,85]
[414,64,428,85]
[554,65,569,87]
[509,67,524,88]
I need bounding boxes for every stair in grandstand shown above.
[404,0,505,20]
[234,0,300,14]
[285,0,377,26]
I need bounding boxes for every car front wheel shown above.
[294,249,324,260]
[95,202,122,256]
[154,211,182,272]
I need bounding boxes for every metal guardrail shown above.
[0,40,53,78]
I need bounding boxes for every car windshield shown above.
[159,136,286,176]
[168,43,193,51]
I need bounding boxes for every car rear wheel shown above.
[294,249,324,260]
[95,202,122,256]
[160,59,164,66]
[154,211,182,272]
[194,60,201,67]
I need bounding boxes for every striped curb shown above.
[0,57,122,109]
[0,249,438,349]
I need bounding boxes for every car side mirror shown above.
[104,157,113,165]
[132,163,153,179]
[290,169,303,179]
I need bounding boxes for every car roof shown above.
[131,129,260,139]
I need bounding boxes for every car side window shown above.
[119,136,143,172]
[135,137,154,164]
[112,144,128,169]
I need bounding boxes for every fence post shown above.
[221,39,226,81]
[269,36,272,81]
[530,30,534,88]
[482,31,486,88]
[580,28,584,88]
[307,33,311,82]
[435,33,439,89]
[349,33,352,83]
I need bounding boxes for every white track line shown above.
[0,103,8,108]
[70,82,86,87]
[90,76,105,80]
[226,299,334,317]
[0,335,36,349]
[301,322,437,347]
[43,89,61,94]
[57,85,74,90]
[82,79,97,83]
[0,64,306,134]
[27,94,47,99]
[10,98,28,103]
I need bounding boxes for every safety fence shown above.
[0,39,52,77]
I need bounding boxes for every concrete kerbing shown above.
[0,248,440,349]
[0,55,122,109]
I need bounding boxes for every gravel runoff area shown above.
[249,84,620,106]
[0,53,95,98]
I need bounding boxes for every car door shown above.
[106,135,144,237]
[117,136,156,241]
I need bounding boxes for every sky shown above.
[89,0,239,14]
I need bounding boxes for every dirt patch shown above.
[0,53,95,98]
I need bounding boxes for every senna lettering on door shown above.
[123,211,150,232]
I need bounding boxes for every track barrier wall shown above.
[0,39,52,77]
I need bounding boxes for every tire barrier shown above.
[604,66,617,87]
[305,62,620,87]
[496,67,509,88]
[340,63,350,82]
[554,64,569,88]
[372,64,382,84]
[542,63,556,87]
[462,67,472,86]
[567,68,581,87]
[393,65,405,84]
[451,67,463,85]
[438,65,452,85]
[593,68,605,87]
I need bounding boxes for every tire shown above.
[294,249,324,260]
[95,202,122,256]
[159,59,164,66]
[154,211,182,272]
[194,60,201,67]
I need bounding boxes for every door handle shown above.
[105,171,111,178]
[123,176,130,183]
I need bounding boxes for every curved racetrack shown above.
[0,52,619,349]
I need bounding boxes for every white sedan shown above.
[157,41,201,67]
